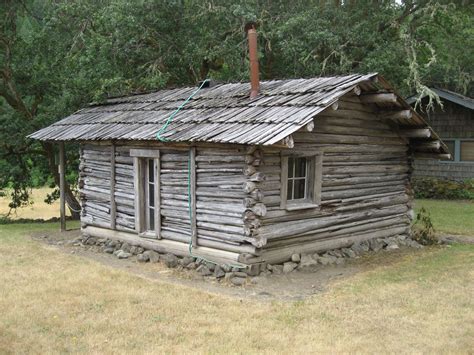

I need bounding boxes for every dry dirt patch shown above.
[31,228,427,301]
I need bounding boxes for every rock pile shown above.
[74,234,423,285]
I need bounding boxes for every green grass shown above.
[0,223,473,353]
[415,199,474,236]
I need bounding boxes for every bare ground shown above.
[30,228,435,301]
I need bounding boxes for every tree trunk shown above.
[42,142,81,220]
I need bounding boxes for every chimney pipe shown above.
[247,27,260,99]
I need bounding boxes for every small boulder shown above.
[360,240,370,252]
[385,242,400,251]
[196,265,212,276]
[369,239,384,252]
[117,251,132,259]
[299,254,318,268]
[271,265,283,275]
[283,262,298,273]
[186,262,198,270]
[121,243,131,253]
[230,277,246,286]
[162,253,178,268]
[104,247,115,254]
[233,271,248,278]
[214,265,225,278]
[113,249,122,256]
[205,262,216,272]
[222,264,233,273]
[143,250,160,263]
[328,249,343,258]
[341,248,356,258]
[291,253,301,263]
[179,256,195,267]
[137,253,150,263]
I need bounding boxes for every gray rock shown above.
[250,277,260,284]
[143,250,160,263]
[385,243,399,251]
[341,248,356,258]
[230,277,246,286]
[186,262,197,270]
[222,264,232,273]
[104,247,115,254]
[407,239,423,249]
[205,262,216,272]
[360,240,370,252]
[179,256,195,267]
[335,257,345,265]
[121,243,131,253]
[283,262,298,273]
[299,254,318,268]
[271,265,283,275]
[328,249,343,258]
[162,253,178,268]
[224,272,234,280]
[214,265,225,278]
[318,255,337,265]
[137,253,150,262]
[117,251,132,259]
[196,265,212,276]
[291,253,301,263]
[233,271,248,278]
[113,249,122,256]
[130,246,139,255]
[97,238,107,245]
[85,237,97,245]
[369,238,384,252]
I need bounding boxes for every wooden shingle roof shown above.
[30,73,379,145]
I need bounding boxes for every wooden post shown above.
[110,144,116,229]
[190,147,197,247]
[59,142,66,232]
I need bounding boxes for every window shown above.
[460,141,474,162]
[145,159,156,231]
[287,157,308,201]
[281,153,322,210]
[441,139,474,163]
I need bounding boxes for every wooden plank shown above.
[154,152,161,239]
[360,92,398,104]
[133,157,143,232]
[130,148,161,158]
[59,142,66,232]
[279,154,288,209]
[190,147,197,247]
[110,144,116,229]
[379,110,412,120]
[399,128,431,138]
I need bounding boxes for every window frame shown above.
[131,149,161,239]
[280,152,323,211]
[440,138,474,164]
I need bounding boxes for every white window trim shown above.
[132,149,161,239]
[280,152,322,211]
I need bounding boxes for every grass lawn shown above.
[415,199,474,236]
[0,223,473,353]
[0,187,71,219]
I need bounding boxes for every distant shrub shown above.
[413,178,474,200]
[412,207,437,245]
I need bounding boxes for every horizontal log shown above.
[399,128,431,138]
[360,92,398,104]
[379,110,412,120]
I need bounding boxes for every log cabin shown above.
[29,29,450,270]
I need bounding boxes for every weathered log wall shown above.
[79,143,258,256]
[253,93,413,264]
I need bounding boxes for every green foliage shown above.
[0,0,473,211]
[413,178,474,200]
[412,207,437,245]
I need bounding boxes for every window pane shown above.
[293,178,306,199]
[288,158,294,178]
[287,180,293,200]
[149,208,154,230]
[148,183,154,207]
[444,140,455,158]
[148,159,154,182]
[460,141,474,162]
[294,158,306,178]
